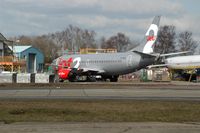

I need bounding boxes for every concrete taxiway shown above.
[0,82,200,100]
[1,122,200,133]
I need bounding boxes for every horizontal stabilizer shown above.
[133,51,156,58]
[82,68,105,73]
[160,51,191,57]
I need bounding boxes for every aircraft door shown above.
[86,59,90,67]
[126,55,134,68]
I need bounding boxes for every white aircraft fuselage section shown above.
[165,55,200,69]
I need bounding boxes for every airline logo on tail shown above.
[142,23,158,54]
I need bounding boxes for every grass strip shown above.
[0,100,200,123]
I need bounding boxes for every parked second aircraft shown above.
[164,55,200,70]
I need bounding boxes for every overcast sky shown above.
[1,0,200,42]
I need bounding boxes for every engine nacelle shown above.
[58,68,71,79]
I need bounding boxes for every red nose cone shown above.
[58,69,71,79]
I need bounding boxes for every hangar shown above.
[9,45,44,73]
[0,33,44,73]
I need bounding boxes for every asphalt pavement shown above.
[1,122,200,133]
[0,82,200,100]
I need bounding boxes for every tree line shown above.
[155,25,198,54]
[10,25,199,63]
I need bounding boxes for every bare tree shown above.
[102,33,131,52]
[154,25,176,54]
[82,30,96,49]
[16,35,59,63]
[12,25,97,62]
[177,31,198,54]
[16,35,32,45]
[49,25,96,52]
[99,37,106,49]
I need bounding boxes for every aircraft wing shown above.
[81,68,105,74]
[148,63,200,70]
[147,64,168,68]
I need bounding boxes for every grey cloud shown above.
[0,0,199,43]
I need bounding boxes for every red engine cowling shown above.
[58,68,71,79]
[57,57,73,80]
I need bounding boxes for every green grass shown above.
[0,100,200,123]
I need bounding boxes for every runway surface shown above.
[1,82,200,100]
[1,122,200,133]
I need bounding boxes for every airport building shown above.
[80,48,117,54]
[9,45,44,73]
[0,33,44,73]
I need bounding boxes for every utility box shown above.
[0,73,16,83]
[35,73,55,83]
[140,69,149,82]
[16,73,35,83]
[152,68,170,82]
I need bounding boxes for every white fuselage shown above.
[165,55,200,69]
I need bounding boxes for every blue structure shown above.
[9,45,44,73]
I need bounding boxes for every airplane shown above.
[164,55,200,70]
[52,16,162,82]
[147,53,200,70]
[147,54,200,81]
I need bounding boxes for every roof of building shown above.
[0,33,7,41]
[8,45,32,53]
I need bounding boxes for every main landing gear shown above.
[68,75,119,82]
[109,75,119,82]
[101,75,119,82]
[54,71,119,82]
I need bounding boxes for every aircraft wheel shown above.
[59,79,64,82]
[68,73,79,82]
[101,76,108,82]
[68,76,77,82]
[101,78,107,82]
[110,75,119,82]
[86,76,96,82]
